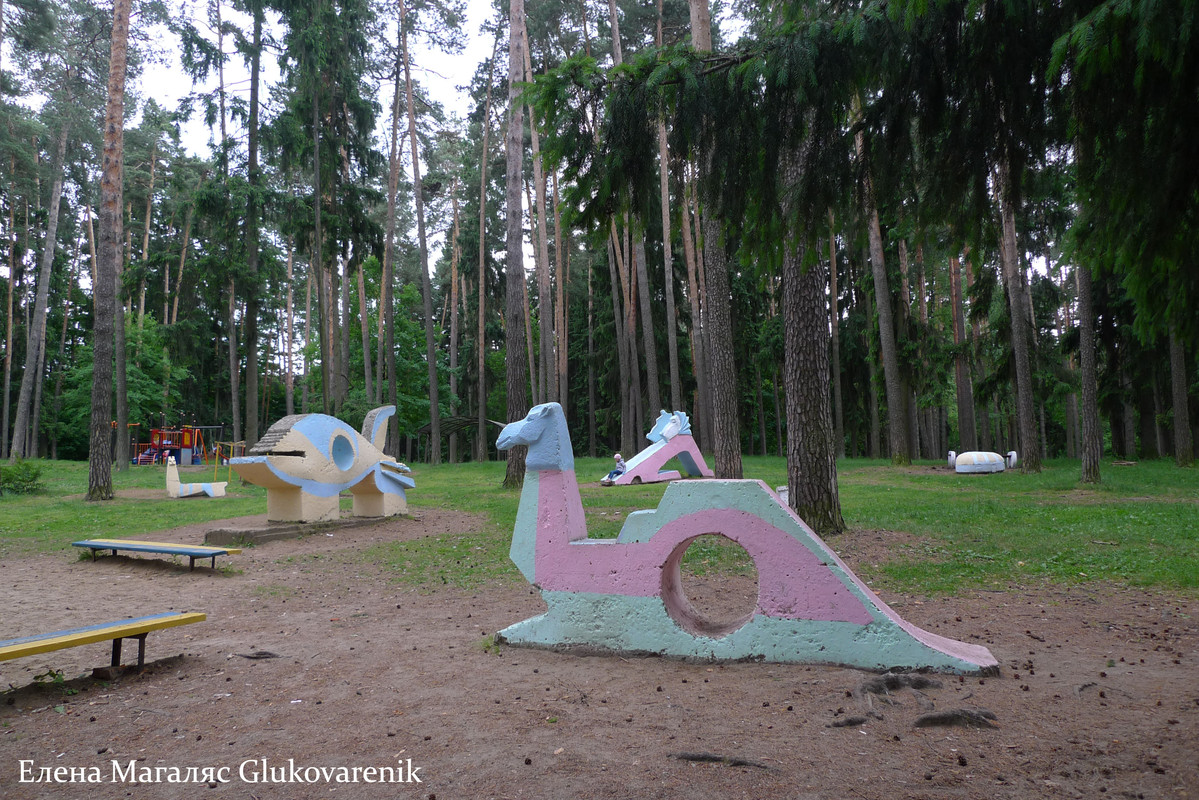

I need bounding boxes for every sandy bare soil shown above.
[1,511,1195,800]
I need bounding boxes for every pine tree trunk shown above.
[244,6,263,450]
[226,279,241,442]
[475,31,499,462]
[285,235,295,415]
[857,130,908,465]
[114,260,129,469]
[376,28,404,449]
[449,184,461,463]
[828,219,844,457]
[553,172,569,411]
[1119,358,1136,459]
[135,139,156,346]
[783,234,844,534]
[680,170,707,446]
[607,225,631,455]
[9,125,66,460]
[772,367,783,457]
[1065,393,1078,459]
[755,364,767,456]
[502,0,529,488]
[996,159,1040,472]
[356,254,372,400]
[587,260,597,458]
[312,79,331,415]
[658,121,682,411]
[700,214,742,478]
[1168,325,1194,467]
[1153,370,1168,457]
[863,261,881,458]
[401,0,441,462]
[950,253,977,450]
[303,261,312,414]
[690,0,739,477]
[171,205,191,326]
[51,248,77,459]
[89,0,131,500]
[334,255,349,412]
[634,236,661,417]
[2,163,15,460]
[522,27,556,406]
[1077,263,1101,483]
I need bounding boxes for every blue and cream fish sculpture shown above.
[230,406,414,522]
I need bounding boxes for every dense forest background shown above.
[1,0,1195,516]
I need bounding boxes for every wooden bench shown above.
[0,612,207,671]
[73,539,242,571]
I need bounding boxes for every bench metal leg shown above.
[188,556,196,571]
[111,634,149,667]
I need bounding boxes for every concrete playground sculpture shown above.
[230,406,414,522]
[612,410,714,485]
[495,402,998,674]
[166,455,227,498]
[948,450,1018,474]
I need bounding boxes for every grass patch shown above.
[0,460,267,557]
[5,455,1195,598]
[678,534,758,578]
[837,457,1199,594]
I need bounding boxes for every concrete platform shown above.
[204,514,396,547]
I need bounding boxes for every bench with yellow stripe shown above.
[0,612,207,671]
[73,539,242,571]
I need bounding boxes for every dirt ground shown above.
[1,504,1195,800]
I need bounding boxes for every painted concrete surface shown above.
[230,406,414,522]
[496,402,999,674]
[166,456,227,498]
[948,450,1018,473]
[613,410,714,485]
[500,592,995,672]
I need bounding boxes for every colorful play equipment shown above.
[495,403,998,674]
[134,425,223,466]
[229,406,414,522]
[611,410,714,486]
[948,450,1018,473]
[165,455,227,498]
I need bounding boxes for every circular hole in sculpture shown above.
[662,534,759,638]
[331,434,356,471]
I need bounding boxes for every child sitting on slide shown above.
[601,453,627,486]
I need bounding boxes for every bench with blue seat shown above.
[0,612,207,671]
[73,539,242,571]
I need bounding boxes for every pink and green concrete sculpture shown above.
[496,402,998,674]
[611,410,714,485]
[230,406,414,522]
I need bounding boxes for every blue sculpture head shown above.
[497,403,574,472]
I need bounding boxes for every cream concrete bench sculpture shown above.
[496,402,998,674]
[230,406,414,522]
[166,455,227,498]
[612,410,714,485]
[948,450,1018,473]
[0,612,206,672]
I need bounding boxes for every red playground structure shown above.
[134,426,223,466]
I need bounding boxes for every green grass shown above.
[4,454,1196,597]
[0,459,269,556]
[836,457,1198,593]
